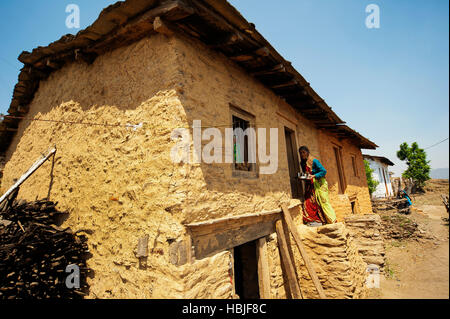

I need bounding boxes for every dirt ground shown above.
[368,179,449,299]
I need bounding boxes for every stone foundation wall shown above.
[266,222,368,299]
[344,214,385,269]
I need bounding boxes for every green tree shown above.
[364,160,379,195]
[396,142,431,191]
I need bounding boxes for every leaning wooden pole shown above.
[256,237,271,299]
[0,147,57,205]
[281,204,327,299]
[275,219,302,299]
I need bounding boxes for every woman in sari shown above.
[299,146,337,225]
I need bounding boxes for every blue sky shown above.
[0,0,448,176]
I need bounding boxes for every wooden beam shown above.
[306,114,330,121]
[17,105,29,114]
[136,235,149,258]
[46,59,62,70]
[184,203,301,265]
[275,219,302,299]
[136,234,149,269]
[185,230,193,264]
[281,90,309,100]
[298,106,324,114]
[281,205,326,299]
[292,104,318,111]
[251,64,286,76]
[254,47,270,57]
[153,16,174,36]
[75,50,98,64]
[257,237,271,299]
[189,217,277,259]
[210,32,244,47]
[315,122,340,128]
[87,0,194,53]
[228,47,270,62]
[270,80,299,89]
[191,0,258,48]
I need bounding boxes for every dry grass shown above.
[413,179,449,206]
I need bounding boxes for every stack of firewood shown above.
[0,199,91,299]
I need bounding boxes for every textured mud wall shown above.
[266,222,368,299]
[317,130,373,221]
[1,35,204,298]
[171,33,322,223]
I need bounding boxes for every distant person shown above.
[299,146,337,225]
[400,189,412,207]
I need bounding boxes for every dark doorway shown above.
[351,201,356,214]
[234,240,260,299]
[284,128,302,199]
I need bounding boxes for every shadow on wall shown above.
[5,35,180,162]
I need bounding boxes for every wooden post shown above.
[185,230,193,264]
[154,16,174,37]
[275,220,302,299]
[0,147,57,205]
[281,204,327,299]
[137,235,149,269]
[256,237,271,299]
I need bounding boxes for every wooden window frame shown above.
[230,105,258,179]
[351,154,359,177]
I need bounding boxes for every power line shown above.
[0,56,18,71]
[0,113,265,130]
[424,137,449,150]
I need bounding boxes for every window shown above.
[230,105,257,178]
[351,155,359,177]
[233,115,253,172]
[333,146,346,194]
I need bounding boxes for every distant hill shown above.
[430,168,449,179]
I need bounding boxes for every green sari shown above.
[313,177,337,224]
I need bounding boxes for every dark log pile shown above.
[372,198,410,214]
[0,199,91,299]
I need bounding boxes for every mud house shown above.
[0,0,379,298]
[363,155,395,198]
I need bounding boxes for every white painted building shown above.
[363,155,395,198]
